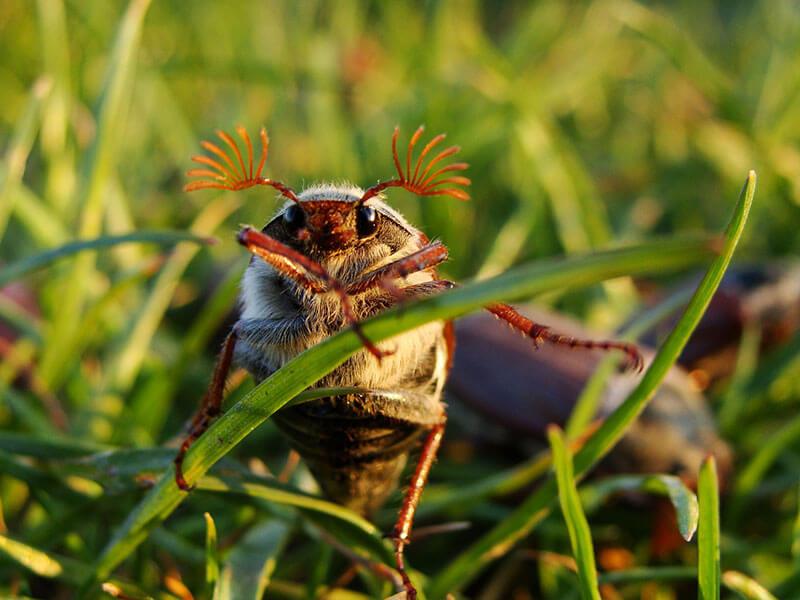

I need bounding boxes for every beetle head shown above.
[185,125,470,255]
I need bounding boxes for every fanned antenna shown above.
[185,126,299,203]
[359,126,471,204]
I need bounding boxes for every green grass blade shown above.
[39,0,152,389]
[413,447,553,521]
[86,235,716,584]
[566,285,695,438]
[35,0,70,152]
[35,0,73,217]
[735,413,800,498]
[213,520,290,600]
[0,230,213,287]
[698,456,721,600]
[599,566,696,585]
[0,534,163,598]
[0,77,51,242]
[204,512,220,594]
[429,171,755,597]
[794,483,800,563]
[0,533,71,580]
[580,474,698,541]
[548,426,602,600]
[0,431,110,458]
[106,197,238,392]
[266,579,370,599]
[196,475,391,563]
[573,174,754,473]
[722,571,777,600]
[9,183,69,246]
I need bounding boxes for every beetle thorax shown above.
[237,184,445,389]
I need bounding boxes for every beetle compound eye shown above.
[282,204,306,235]
[356,205,378,238]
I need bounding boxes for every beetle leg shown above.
[486,302,644,372]
[390,419,447,599]
[413,276,643,372]
[346,241,449,297]
[173,330,237,491]
[237,226,389,359]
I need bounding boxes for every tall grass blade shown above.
[566,286,695,438]
[204,512,220,595]
[197,476,390,563]
[735,413,800,499]
[698,456,720,600]
[8,183,69,246]
[580,474,698,541]
[0,230,213,287]
[106,197,237,392]
[35,0,73,216]
[39,0,152,389]
[599,566,696,585]
[549,426,602,600]
[0,534,156,596]
[213,521,290,600]
[794,482,800,562]
[428,171,755,597]
[0,534,68,579]
[0,77,51,242]
[722,571,777,600]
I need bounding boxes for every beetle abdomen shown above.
[274,394,431,516]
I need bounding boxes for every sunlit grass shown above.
[1,1,799,598]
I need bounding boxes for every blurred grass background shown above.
[1,1,799,598]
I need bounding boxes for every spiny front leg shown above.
[487,303,644,372]
[346,241,450,298]
[174,330,237,490]
[237,226,389,359]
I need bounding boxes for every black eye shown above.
[282,204,306,235]
[356,205,378,237]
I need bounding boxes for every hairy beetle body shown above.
[235,186,450,515]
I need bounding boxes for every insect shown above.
[173,125,643,598]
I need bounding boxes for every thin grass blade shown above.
[105,197,237,392]
[213,520,290,600]
[0,534,71,580]
[204,512,219,595]
[39,0,152,389]
[0,77,51,242]
[0,231,213,287]
[722,571,777,600]
[698,456,721,600]
[197,476,391,564]
[549,426,602,600]
[566,286,695,438]
[428,171,755,597]
[580,474,698,542]
[0,534,159,597]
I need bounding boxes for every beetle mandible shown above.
[173,125,643,598]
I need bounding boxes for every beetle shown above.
[173,125,643,597]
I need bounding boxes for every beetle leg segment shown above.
[238,227,329,293]
[346,242,449,296]
[390,420,446,599]
[486,302,644,372]
[173,330,237,491]
[237,226,389,360]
